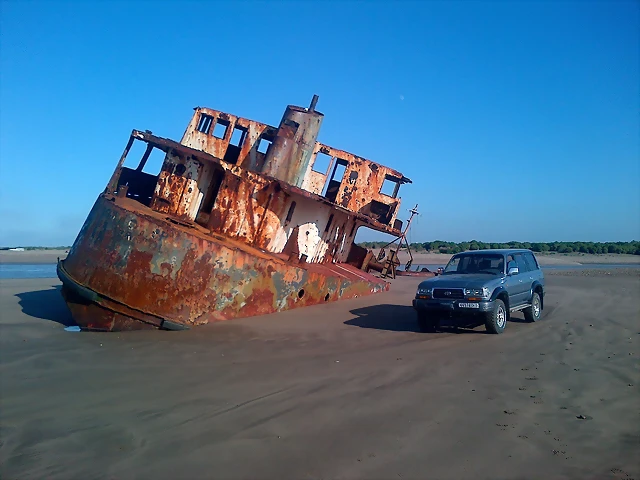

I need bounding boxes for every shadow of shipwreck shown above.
[15,285,77,327]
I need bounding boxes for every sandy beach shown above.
[1,270,638,479]
[0,249,69,265]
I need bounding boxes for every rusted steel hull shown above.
[58,194,390,331]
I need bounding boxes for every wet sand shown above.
[0,250,68,265]
[1,272,638,480]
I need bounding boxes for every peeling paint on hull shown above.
[58,195,390,331]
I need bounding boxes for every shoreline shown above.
[1,249,639,266]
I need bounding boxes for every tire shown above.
[417,312,438,333]
[524,292,542,322]
[485,299,507,334]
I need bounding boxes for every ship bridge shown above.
[107,95,412,266]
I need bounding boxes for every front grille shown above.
[433,288,464,299]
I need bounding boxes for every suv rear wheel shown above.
[524,292,542,322]
[485,299,507,334]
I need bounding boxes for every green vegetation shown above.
[358,240,640,255]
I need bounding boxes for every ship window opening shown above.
[224,125,247,164]
[174,164,186,176]
[298,289,305,299]
[230,126,247,147]
[212,119,230,139]
[257,137,272,154]
[285,201,296,224]
[324,293,330,301]
[324,159,349,202]
[196,114,214,134]
[332,160,348,182]
[117,141,166,207]
[324,214,334,233]
[312,152,332,174]
[141,148,166,175]
[123,141,166,175]
[380,175,401,198]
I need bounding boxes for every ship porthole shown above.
[324,293,330,301]
[298,289,305,299]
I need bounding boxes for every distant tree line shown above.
[358,240,640,255]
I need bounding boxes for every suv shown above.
[412,249,545,334]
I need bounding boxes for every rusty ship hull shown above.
[58,96,411,331]
[58,195,389,331]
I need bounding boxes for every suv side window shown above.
[524,252,539,271]
[514,253,530,273]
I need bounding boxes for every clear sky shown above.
[1,0,638,246]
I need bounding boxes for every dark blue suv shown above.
[412,249,545,334]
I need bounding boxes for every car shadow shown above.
[506,312,530,323]
[15,285,76,327]
[345,304,488,334]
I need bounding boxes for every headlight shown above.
[417,286,433,295]
[465,287,490,298]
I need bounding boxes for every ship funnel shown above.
[261,95,324,188]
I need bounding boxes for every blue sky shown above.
[1,0,638,246]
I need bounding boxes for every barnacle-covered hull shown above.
[58,194,390,331]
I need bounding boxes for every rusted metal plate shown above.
[60,195,390,330]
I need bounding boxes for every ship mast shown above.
[374,204,420,278]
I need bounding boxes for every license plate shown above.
[459,302,480,309]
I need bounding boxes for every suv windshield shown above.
[443,254,504,275]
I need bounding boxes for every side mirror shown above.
[507,261,519,275]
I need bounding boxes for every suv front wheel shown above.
[485,299,507,334]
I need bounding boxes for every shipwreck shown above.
[57,95,415,331]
